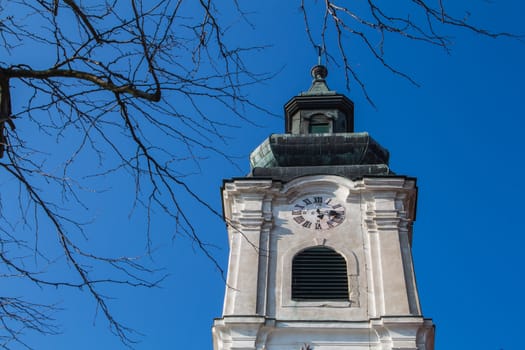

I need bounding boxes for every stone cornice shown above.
[350,177,417,235]
[222,179,281,232]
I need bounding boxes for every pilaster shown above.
[354,177,421,317]
[213,316,266,350]
[222,180,280,316]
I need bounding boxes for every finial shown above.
[310,64,328,82]
[302,45,331,95]
[311,45,327,81]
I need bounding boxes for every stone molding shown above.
[212,316,434,350]
[352,177,417,234]
[223,180,281,232]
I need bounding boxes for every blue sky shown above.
[3,1,525,349]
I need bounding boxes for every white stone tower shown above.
[212,66,435,350]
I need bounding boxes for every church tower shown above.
[212,66,435,350]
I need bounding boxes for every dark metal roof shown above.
[251,164,391,182]
[249,132,390,177]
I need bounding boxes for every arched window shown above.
[292,246,349,301]
[308,114,331,134]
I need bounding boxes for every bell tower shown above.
[212,66,435,350]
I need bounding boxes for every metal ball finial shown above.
[311,65,328,81]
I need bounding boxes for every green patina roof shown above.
[246,66,393,181]
[250,132,389,169]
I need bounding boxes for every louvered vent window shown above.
[309,123,329,134]
[292,246,349,301]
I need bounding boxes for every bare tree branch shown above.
[299,0,519,104]
[0,0,518,348]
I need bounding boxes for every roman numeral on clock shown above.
[293,216,305,224]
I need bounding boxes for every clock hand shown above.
[329,210,341,218]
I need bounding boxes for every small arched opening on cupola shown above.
[307,113,332,134]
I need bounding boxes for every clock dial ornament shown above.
[291,195,345,230]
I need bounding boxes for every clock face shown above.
[291,195,345,230]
